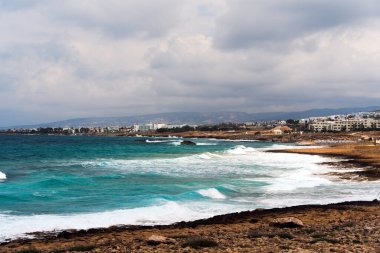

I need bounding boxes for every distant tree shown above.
[80,128,90,133]
[286,119,295,124]
[156,125,195,133]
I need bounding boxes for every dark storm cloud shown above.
[215,0,380,50]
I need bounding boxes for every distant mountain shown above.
[4,106,380,129]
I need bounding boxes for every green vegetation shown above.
[156,122,245,133]
[156,125,195,133]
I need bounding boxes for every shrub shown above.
[182,237,218,249]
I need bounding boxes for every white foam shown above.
[223,139,259,142]
[260,144,322,151]
[225,145,257,155]
[79,145,331,178]
[168,135,182,138]
[265,166,332,192]
[197,153,212,159]
[194,152,222,160]
[0,171,6,180]
[145,140,172,143]
[196,143,217,146]
[197,188,226,199]
[259,180,380,208]
[0,201,241,242]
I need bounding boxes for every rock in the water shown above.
[181,140,196,145]
[270,217,304,228]
[147,235,176,245]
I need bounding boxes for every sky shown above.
[1,0,380,126]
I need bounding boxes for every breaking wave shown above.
[197,188,226,199]
[145,140,172,143]
[0,171,6,181]
[0,200,241,242]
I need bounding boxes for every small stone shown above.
[270,217,304,228]
[364,226,373,236]
[147,235,176,245]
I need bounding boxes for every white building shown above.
[133,123,168,132]
[309,118,380,132]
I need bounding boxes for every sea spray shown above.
[197,188,226,199]
[0,171,6,181]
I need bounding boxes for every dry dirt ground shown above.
[1,201,380,253]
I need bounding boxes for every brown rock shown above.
[270,217,304,228]
[146,235,176,245]
[363,226,373,236]
[181,140,197,145]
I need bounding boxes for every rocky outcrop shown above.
[146,235,176,245]
[180,140,196,145]
[270,217,304,228]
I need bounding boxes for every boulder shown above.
[181,140,196,145]
[270,217,304,228]
[147,235,176,245]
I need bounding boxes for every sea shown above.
[0,134,379,241]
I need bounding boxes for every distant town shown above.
[2,110,380,137]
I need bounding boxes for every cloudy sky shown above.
[1,0,380,126]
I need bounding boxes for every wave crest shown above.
[0,171,6,180]
[0,200,233,241]
[197,188,226,199]
[145,140,172,143]
[225,145,257,155]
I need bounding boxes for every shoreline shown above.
[1,200,379,252]
[1,136,380,252]
[270,143,380,181]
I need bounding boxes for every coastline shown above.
[1,200,379,252]
[270,143,380,181]
[1,134,380,252]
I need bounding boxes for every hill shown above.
[4,106,380,129]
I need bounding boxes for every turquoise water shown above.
[0,135,379,241]
[0,135,233,214]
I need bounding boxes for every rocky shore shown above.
[1,200,380,253]
[273,143,380,181]
[2,133,380,252]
